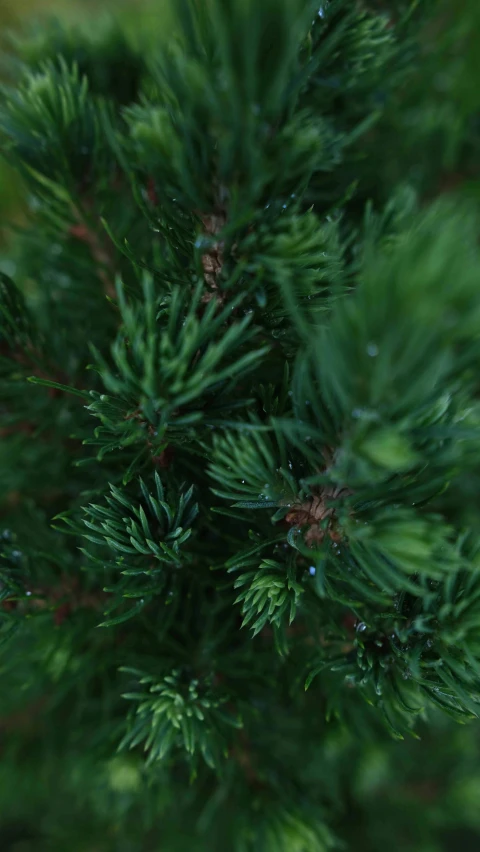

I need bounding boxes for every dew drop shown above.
[366,342,379,357]
[309,566,316,576]
[356,622,367,633]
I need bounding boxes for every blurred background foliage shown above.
[0,0,173,241]
[0,0,480,850]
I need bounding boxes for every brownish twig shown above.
[199,211,227,292]
[285,484,349,546]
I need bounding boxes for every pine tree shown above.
[1,1,480,850]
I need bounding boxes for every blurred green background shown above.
[0,0,173,239]
[1,1,480,850]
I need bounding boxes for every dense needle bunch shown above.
[0,1,480,850]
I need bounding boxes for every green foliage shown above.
[209,427,299,506]
[0,61,111,211]
[0,271,34,348]
[233,557,304,637]
[1,0,480,850]
[87,274,269,451]
[125,0,320,214]
[0,529,29,649]
[12,19,147,105]
[74,472,198,624]
[235,799,336,852]
[120,666,242,769]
